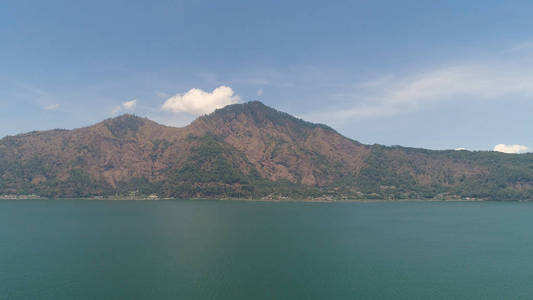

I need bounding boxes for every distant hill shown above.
[1,101,533,200]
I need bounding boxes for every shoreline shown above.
[0,197,492,203]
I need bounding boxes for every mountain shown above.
[1,101,533,200]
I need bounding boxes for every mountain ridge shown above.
[1,101,533,200]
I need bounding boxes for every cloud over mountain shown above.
[493,144,530,154]
[162,86,240,115]
[112,99,138,115]
[122,99,137,110]
[310,53,533,121]
[44,104,60,111]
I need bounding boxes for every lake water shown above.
[1,200,533,299]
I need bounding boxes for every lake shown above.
[1,200,532,299]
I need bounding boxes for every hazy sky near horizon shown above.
[2,0,533,152]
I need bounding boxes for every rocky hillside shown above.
[1,101,533,200]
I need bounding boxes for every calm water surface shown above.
[1,200,533,299]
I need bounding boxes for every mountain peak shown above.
[2,101,533,200]
[99,114,153,138]
[208,101,274,116]
[200,101,334,132]
[104,113,146,123]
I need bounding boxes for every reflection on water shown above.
[0,200,531,299]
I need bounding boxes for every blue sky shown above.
[2,0,533,152]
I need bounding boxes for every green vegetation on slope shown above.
[2,102,533,200]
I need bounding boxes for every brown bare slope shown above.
[188,101,370,185]
[1,101,532,200]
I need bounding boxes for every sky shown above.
[2,0,533,153]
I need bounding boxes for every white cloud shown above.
[505,41,533,52]
[493,144,530,154]
[156,91,169,98]
[257,88,263,96]
[44,104,60,111]
[111,106,122,115]
[161,86,240,115]
[122,99,137,110]
[312,59,533,120]
[111,99,138,115]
